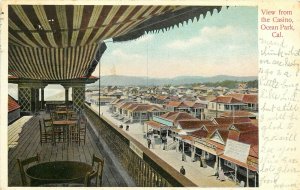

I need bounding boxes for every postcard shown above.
[0,0,299,189]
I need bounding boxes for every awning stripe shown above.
[80,6,102,46]
[9,5,223,80]
[71,5,83,46]
[16,47,34,77]
[89,6,121,43]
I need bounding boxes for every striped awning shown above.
[9,5,223,80]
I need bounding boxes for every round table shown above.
[26,161,93,186]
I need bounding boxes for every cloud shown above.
[166,25,240,50]
[166,37,206,50]
[111,49,143,60]
[146,55,258,77]
[134,34,154,44]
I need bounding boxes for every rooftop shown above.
[8,95,20,112]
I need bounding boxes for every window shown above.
[224,160,236,169]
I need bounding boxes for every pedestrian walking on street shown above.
[182,153,186,161]
[126,125,129,131]
[147,138,151,149]
[180,166,186,175]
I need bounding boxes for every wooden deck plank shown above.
[8,113,133,187]
[8,117,37,158]
[8,117,40,186]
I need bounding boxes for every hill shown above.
[89,75,257,86]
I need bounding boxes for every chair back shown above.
[91,154,105,186]
[50,111,56,120]
[43,118,52,128]
[39,120,44,134]
[84,172,92,187]
[67,112,78,121]
[17,154,40,186]
[39,120,47,143]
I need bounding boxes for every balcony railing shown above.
[84,104,196,187]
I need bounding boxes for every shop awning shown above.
[9,5,223,81]
[145,120,169,130]
[219,154,257,172]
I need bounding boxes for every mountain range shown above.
[89,75,257,86]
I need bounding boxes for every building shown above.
[126,104,166,123]
[205,96,246,119]
[110,99,166,123]
[8,95,20,124]
[227,94,258,112]
[164,101,206,119]
[190,121,258,187]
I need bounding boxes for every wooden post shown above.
[192,146,196,161]
[215,155,219,173]
[254,171,257,187]
[235,164,237,184]
[246,167,249,187]
[41,87,44,109]
[65,87,69,107]
[166,128,169,137]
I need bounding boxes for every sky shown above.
[92,6,258,78]
[9,6,258,100]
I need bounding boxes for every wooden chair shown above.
[49,120,65,145]
[43,118,52,129]
[17,154,40,186]
[84,171,92,187]
[50,111,57,120]
[79,121,87,145]
[39,120,52,145]
[89,154,105,187]
[69,120,80,144]
[67,111,78,121]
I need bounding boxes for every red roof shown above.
[167,112,198,124]
[230,123,258,132]
[242,94,258,104]
[165,101,186,107]
[160,112,178,118]
[165,100,205,108]
[8,95,20,112]
[159,112,199,125]
[227,93,258,104]
[213,117,252,125]
[211,96,244,104]
[227,93,244,101]
[191,129,209,138]
[177,120,208,130]
[145,120,165,129]
[156,95,169,100]
[220,111,256,118]
[228,130,240,141]
[181,135,193,141]
[131,105,153,112]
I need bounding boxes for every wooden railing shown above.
[84,104,196,187]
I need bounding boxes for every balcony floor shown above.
[8,113,133,187]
